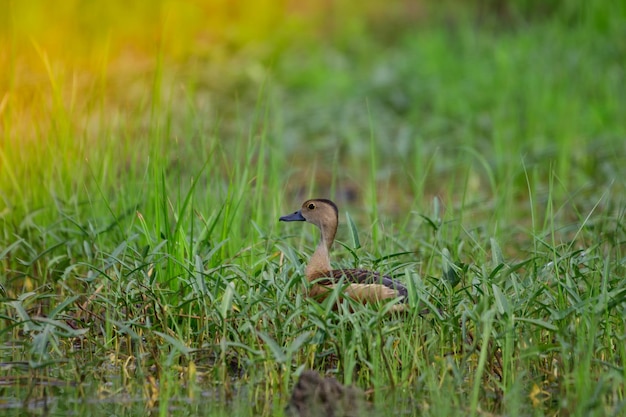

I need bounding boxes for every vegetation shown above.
[1,0,625,415]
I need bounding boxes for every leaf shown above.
[492,284,510,315]
[206,239,229,262]
[33,317,89,337]
[220,340,264,356]
[594,287,626,314]
[154,331,192,355]
[257,331,287,363]
[108,319,142,340]
[490,238,504,265]
[105,241,128,268]
[345,211,361,250]
[0,238,24,261]
[373,251,414,263]
[418,214,439,231]
[48,295,81,319]
[9,296,38,332]
[515,317,557,331]
[488,263,507,280]
[432,196,441,222]
[441,248,461,286]
[287,331,311,355]
[20,240,68,266]
[220,282,235,320]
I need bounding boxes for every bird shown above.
[279,198,409,311]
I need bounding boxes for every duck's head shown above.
[280,199,338,230]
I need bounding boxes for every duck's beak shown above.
[279,210,306,222]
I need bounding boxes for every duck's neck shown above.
[305,223,336,279]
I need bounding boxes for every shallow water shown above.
[0,372,410,417]
[0,375,261,417]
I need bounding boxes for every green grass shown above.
[1,1,626,416]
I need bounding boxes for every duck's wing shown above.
[311,269,408,302]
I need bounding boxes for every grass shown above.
[1,1,626,416]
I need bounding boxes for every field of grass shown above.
[1,0,625,415]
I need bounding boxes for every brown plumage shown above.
[279,199,409,311]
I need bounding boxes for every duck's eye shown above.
[307,203,315,210]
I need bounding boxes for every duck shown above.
[279,198,409,311]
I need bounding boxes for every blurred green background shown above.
[3,1,624,205]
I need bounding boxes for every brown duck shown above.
[280,199,409,311]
